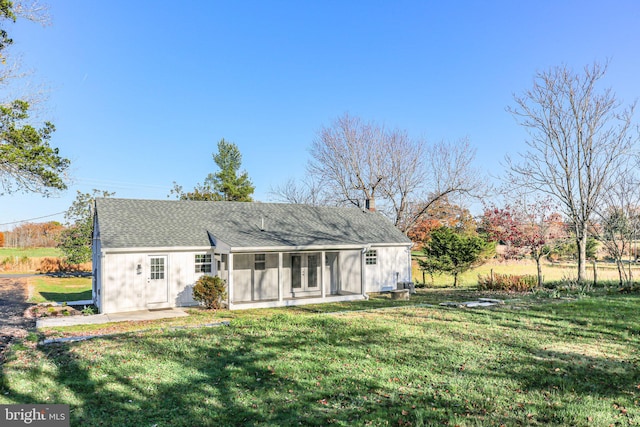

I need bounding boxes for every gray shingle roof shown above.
[95,198,412,250]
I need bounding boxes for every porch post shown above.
[278,252,284,302]
[228,253,234,307]
[361,248,366,296]
[321,251,326,299]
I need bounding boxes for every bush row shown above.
[0,256,90,273]
[477,272,537,292]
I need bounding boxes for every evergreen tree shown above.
[0,2,69,196]
[205,139,254,201]
[170,138,254,202]
[419,226,493,287]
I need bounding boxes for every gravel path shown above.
[0,277,35,362]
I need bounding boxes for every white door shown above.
[291,254,319,293]
[147,255,169,305]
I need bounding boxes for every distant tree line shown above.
[1,221,62,247]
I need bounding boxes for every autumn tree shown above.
[0,231,4,247]
[407,197,476,248]
[58,190,114,264]
[418,226,493,287]
[171,138,254,202]
[0,2,69,196]
[482,198,564,287]
[505,62,638,283]
[305,113,484,232]
[3,220,62,247]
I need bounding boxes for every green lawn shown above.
[26,276,92,303]
[2,289,639,426]
[0,247,62,258]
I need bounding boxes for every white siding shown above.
[102,252,145,313]
[100,250,210,313]
[340,250,362,294]
[96,245,410,313]
[364,246,412,293]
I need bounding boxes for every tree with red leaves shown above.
[482,198,565,287]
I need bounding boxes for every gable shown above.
[94,198,412,250]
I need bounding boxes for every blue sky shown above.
[2,0,640,229]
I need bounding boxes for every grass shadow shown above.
[38,291,93,303]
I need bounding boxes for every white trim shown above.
[230,243,412,253]
[229,294,364,310]
[361,248,366,297]
[100,242,412,254]
[278,252,283,302]
[102,246,214,254]
[227,253,234,304]
[321,251,326,299]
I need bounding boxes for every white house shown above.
[91,198,413,313]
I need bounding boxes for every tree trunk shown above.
[616,260,624,287]
[576,234,588,283]
[535,255,543,287]
[453,273,458,287]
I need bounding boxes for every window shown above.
[365,250,377,265]
[195,254,212,273]
[255,253,266,270]
[150,257,165,279]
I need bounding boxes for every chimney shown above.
[365,198,376,212]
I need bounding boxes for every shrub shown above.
[81,305,97,316]
[477,273,537,292]
[192,275,227,310]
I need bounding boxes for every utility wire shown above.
[0,211,66,227]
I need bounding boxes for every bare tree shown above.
[0,1,50,87]
[269,176,331,206]
[396,138,484,233]
[308,113,387,209]
[505,62,638,283]
[307,113,484,233]
[13,1,50,24]
[379,129,425,228]
[593,168,640,286]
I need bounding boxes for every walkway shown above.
[36,307,189,328]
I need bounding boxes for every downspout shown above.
[407,246,412,283]
[361,246,370,300]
